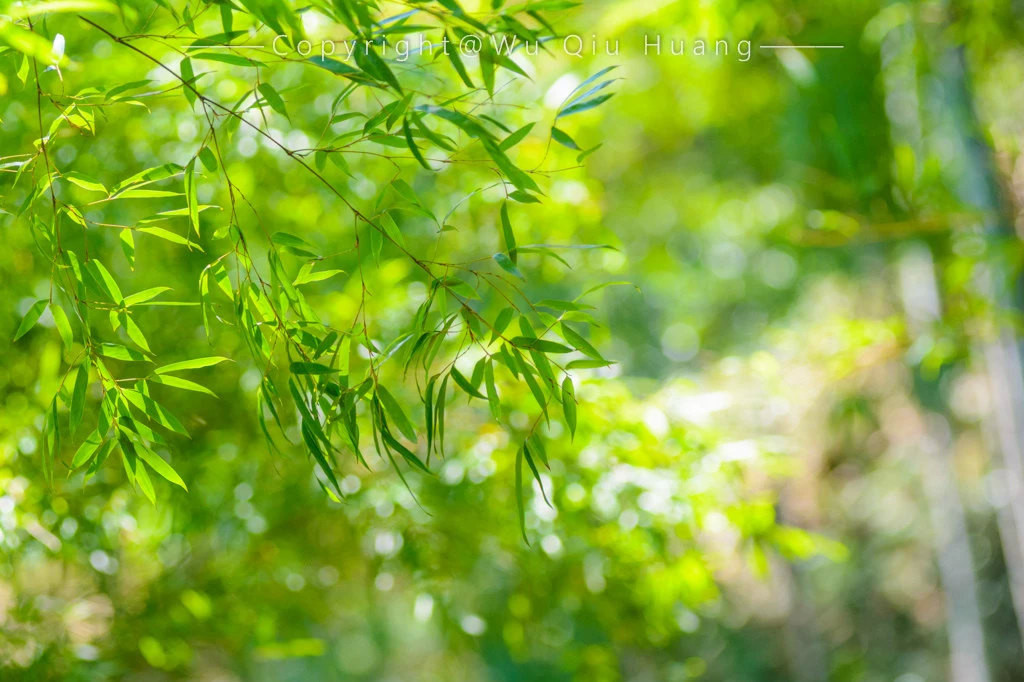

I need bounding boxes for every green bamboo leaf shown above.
[270,231,317,258]
[561,377,576,439]
[98,343,148,362]
[112,163,183,195]
[499,123,534,151]
[135,443,188,491]
[133,456,157,504]
[557,93,614,119]
[198,146,219,172]
[13,300,47,341]
[290,362,338,375]
[150,374,216,396]
[500,201,517,264]
[381,428,429,473]
[124,287,171,307]
[377,386,416,442]
[51,304,73,349]
[86,259,124,303]
[63,171,107,193]
[450,367,485,400]
[369,220,383,263]
[271,232,319,258]
[551,126,580,150]
[378,211,405,250]
[511,337,573,354]
[308,57,358,79]
[566,77,617,111]
[120,230,136,269]
[403,117,432,170]
[301,420,342,496]
[515,445,528,544]
[508,190,541,204]
[485,359,500,419]
[577,144,602,163]
[155,356,229,374]
[123,389,188,435]
[424,375,436,458]
[482,140,539,193]
[493,252,524,280]
[444,31,474,87]
[184,158,199,236]
[191,52,262,67]
[568,66,617,99]
[491,307,515,343]
[559,323,605,361]
[436,375,448,457]
[115,189,183,199]
[479,42,496,95]
[566,359,614,369]
[257,82,288,118]
[180,57,197,106]
[523,443,550,505]
[125,315,151,352]
[70,362,88,434]
[137,226,203,248]
[293,264,345,286]
[71,431,104,469]
[358,44,403,92]
[512,348,548,414]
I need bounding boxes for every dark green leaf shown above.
[290,362,339,375]
[450,367,485,399]
[70,362,88,434]
[561,377,576,439]
[551,126,580,150]
[377,386,416,442]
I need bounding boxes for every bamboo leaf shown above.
[124,287,172,307]
[52,304,73,349]
[403,117,432,170]
[485,359,500,420]
[516,445,528,544]
[257,82,288,118]
[87,259,124,303]
[500,201,517,264]
[150,374,216,396]
[155,356,229,374]
[450,367,485,399]
[290,362,338,375]
[511,337,573,354]
[135,443,188,490]
[13,300,47,341]
[551,126,580,150]
[561,377,576,439]
[70,362,88,434]
[184,158,199,236]
[377,386,416,442]
[71,431,103,469]
[493,252,524,280]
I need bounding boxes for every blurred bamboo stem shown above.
[899,248,992,682]
[933,13,1024,659]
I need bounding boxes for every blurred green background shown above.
[4,0,1024,680]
